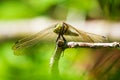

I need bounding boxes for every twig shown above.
[50,41,120,78]
[67,42,120,48]
[50,39,64,77]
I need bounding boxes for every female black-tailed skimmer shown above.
[12,22,107,55]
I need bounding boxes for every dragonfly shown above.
[12,22,108,55]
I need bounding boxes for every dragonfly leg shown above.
[56,34,61,42]
[62,35,66,43]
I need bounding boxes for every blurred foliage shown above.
[98,0,120,20]
[89,48,120,80]
[0,0,120,20]
[0,40,52,80]
[0,0,110,20]
[0,0,57,19]
[1,39,120,80]
[0,39,90,80]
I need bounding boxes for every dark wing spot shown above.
[102,36,107,38]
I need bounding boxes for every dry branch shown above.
[67,42,120,48]
[50,39,65,77]
[50,41,120,77]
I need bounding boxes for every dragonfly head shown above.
[53,22,68,35]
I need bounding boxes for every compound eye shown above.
[53,24,62,34]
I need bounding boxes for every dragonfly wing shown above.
[12,25,57,55]
[85,32,108,42]
[63,23,108,42]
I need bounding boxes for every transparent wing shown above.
[12,25,57,55]
[12,22,108,55]
[63,23,108,42]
